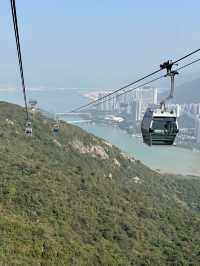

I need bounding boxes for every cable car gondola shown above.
[52,114,60,133]
[141,107,178,145]
[52,123,60,133]
[141,61,179,146]
[25,121,32,136]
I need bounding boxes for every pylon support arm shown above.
[160,59,179,107]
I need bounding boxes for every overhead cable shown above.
[73,57,200,111]
[10,0,29,121]
[71,49,200,112]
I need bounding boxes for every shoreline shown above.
[81,90,113,101]
[82,91,98,101]
[80,121,200,177]
[81,90,200,154]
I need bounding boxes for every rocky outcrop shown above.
[71,140,109,160]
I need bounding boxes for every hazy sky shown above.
[0,0,200,89]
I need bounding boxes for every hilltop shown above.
[0,101,200,265]
[158,77,200,104]
[174,77,200,103]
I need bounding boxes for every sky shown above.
[0,0,200,89]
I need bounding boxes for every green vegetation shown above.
[0,101,200,265]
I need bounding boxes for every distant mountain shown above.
[159,77,200,104]
[0,102,200,265]
[174,78,200,103]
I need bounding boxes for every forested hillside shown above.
[0,101,200,266]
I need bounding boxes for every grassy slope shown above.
[0,102,200,266]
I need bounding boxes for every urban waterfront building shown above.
[97,91,114,112]
[97,86,158,118]
[130,86,158,121]
[196,117,200,144]
[181,103,200,116]
[166,104,181,117]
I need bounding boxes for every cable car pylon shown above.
[160,60,179,111]
[141,60,179,146]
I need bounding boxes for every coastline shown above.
[81,90,113,101]
[80,122,200,177]
[81,90,200,154]
[82,91,99,101]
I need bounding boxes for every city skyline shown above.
[94,85,200,145]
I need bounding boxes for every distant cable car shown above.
[52,123,59,133]
[52,114,60,133]
[25,121,32,136]
[141,61,179,146]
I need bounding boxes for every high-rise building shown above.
[197,104,200,115]
[175,104,181,117]
[196,117,200,144]
[167,104,181,117]
[97,86,158,120]
[97,91,115,112]
[131,86,158,121]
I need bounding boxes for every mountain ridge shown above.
[158,76,200,104]
[174,77,200,103]
[174,78,200,103]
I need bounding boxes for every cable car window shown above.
[152,117,177,134]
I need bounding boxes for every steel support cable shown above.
[77,57,200,110]
[107,58,200,106]
[173,48,200,64]
[10,0,29,121]
[176,58,200,71]
[11,0,23,84]
[11,0,28,118]
[91,75,165,109]
[71,69,162,112]
[71,49,200,113]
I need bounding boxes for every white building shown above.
[196,117,200,144]
[97,86,158,121]
[131,87,158,121]
[167,104,181,117]
[97,91,115,112]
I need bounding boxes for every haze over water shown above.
[1,88,200,176]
